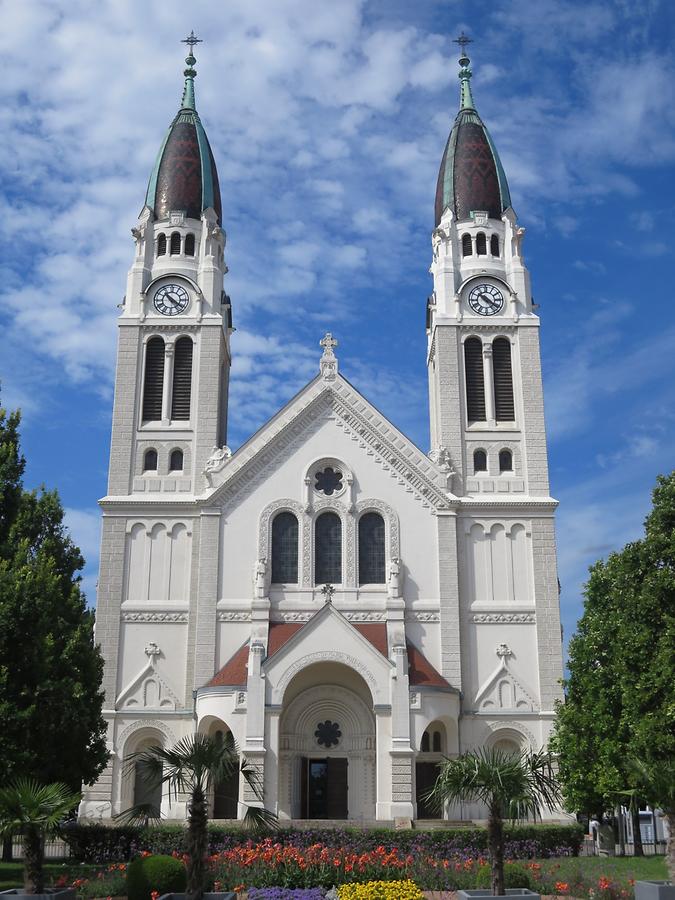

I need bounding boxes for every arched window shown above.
[315,512,342,584]
[476,232,487,255]
[157,233,167,257]
[421,731,430,753]
[169,449,183,472]
[170,232,181,255]
[493,337,515,421]
[432,731,442,752]
[473,449,487,473]
[142,337,165,422]
[358,512,385,584]
[461,233,472,256]
[171,337,193,421]
[464,337,486,422]
[143,448,158,472]
[490,234,500,257]
[499,449,513,473]
[271,512,299,584]
[184,233,195,256]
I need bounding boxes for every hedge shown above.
[126,853,186,900]
[60,822,584,863]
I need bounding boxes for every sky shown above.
[1,0,674,648]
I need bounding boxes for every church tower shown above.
[427,37,564,733]
[107,33,231,498]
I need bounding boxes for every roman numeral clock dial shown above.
[153,283,190,316]
[468,283,504,316]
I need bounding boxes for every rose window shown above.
[315,720,341,748]
[314,467,343,496]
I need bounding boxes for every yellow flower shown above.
[338,880,425,900]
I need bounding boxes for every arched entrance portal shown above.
[278,662,376,821]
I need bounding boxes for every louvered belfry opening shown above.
[493,337,515,421]
[473,449,487,473]
[142,337,165,422]
[170,231,181,255]
[171,337,193,421]
[464,337,486,422]
[462,233,472,256]
[476,232,487,255]
[490,234,500,257]
[271,512,299,584]
[184,233,195,256]
[157,233,167,256]
[315,512,342,584]
[358,512,386,584]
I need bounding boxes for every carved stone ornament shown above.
[387,557,402,599]
[319,332,338,381]
[204,445,232,486]
[144,641,161,660]
[253,557,267,598]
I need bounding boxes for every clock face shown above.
[153,283,190,316]
[468,283,505,316]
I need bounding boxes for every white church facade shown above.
[81,37,564,823]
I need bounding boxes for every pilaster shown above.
[189,508,220,694]
[437,511,462,690]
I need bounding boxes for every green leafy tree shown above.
[0,397,108,794]
[129,733,276,900]
[552,472,675,833]
[427,748,561,896]
[629,758,675,883]
[0,780,81,893]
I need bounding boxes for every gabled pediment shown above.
[202,373,455,511]
[116,659,181,711]
[473,644,538,713]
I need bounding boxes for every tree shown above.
[0,780,81,893]
[427,748,561,896]
[130,733,276,900]
[0,396,108,794]
[552,472,675,830]
[629,758,675,883]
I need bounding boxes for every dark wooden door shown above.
[416,761,440,819]
[326,758,348,819]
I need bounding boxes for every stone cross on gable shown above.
[144,641,161,660]
[319,332,338,381]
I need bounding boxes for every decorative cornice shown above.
[470,612,535,624]
[121,611,188,623]
[457,497,558,511]
[216,611,252,622]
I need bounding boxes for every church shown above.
[80,35,564,824]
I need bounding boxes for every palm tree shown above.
[0,780,81,894]
[426,748,562,896]
[128,733,276,900]
[629,758,675,884]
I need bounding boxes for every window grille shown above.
[358,512,385,584]
[142,337,165,422]
[171,337,193,421]
[169,449,183,472]
[464,337,486,422]
[271,512,299,584]
[315,512,342,584]
[184,233,195,256]
[490,234,500,257]
[462,233,472,256]
[143,448,158,472]
[493,337,515,421]
[473,449,487,473]
[499,449,513,473]
[476,232,487,255]
[157,233,167,256]
[170,232,181,255]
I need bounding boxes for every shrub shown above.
[475,862,532,890]
[338,881,425,900]
[126,854,187,900]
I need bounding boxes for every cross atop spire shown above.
[453,32,476,111]
[180,31,202,110]
[319,332,338,381]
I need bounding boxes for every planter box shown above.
[158,894,236,900]
[635,882,675,900]
[458,891,540,900]
[0,891,76,900]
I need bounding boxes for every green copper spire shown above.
[180,30,202,110]
[453,32,475,110]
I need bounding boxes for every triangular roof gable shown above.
[262,602,395,674]
[116,658,181,710]
[473,647,538,712]
[203,372,454,511]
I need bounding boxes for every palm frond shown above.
[0,780,81,838]
[113,803,162,826]
[241,803,278,832]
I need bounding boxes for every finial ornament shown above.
[321,583,335,604]
[319,332,338,380]
[179,31,202,111]
[452,31,476,111]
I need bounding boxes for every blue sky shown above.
[1,0,674,647]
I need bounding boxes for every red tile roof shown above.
[207,641,249,687]
[407,641,450,688]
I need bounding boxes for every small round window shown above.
[314,466,343,496]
